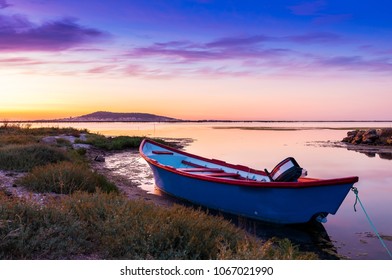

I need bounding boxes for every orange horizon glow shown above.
[1,73,391,121]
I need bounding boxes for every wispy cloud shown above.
[0,14,109,52]
[316,55,392,73]
[131,34,293,63]
[130,32,344,64]
[288,1,351,25]
[313,14,352,25]
[286,32,341,43]
[127,32,392,78]
[0,0,11,9]
[87,65,118,74]
[288,0,326,16]
[0,56,44,66]
[206,35,272,48]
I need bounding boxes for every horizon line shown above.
[4,120,392,123]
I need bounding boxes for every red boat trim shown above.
[140,139,359,189]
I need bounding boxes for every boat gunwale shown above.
[139,138,359,188]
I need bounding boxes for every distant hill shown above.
[57,111,180,122]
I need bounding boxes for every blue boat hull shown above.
[140,139,358,224]
[147,163,353,224]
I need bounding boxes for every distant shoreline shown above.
[5,120,392,123]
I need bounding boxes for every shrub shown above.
[0,134,38,147]
[0,191,91,259]
[0,124,86,137]
[81,135,178,150]
[0,191,316,260]
[65,192,317,260]
[19,162,118,194]
[81,134,145,150]
[0,144,69,172]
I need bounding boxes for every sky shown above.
[0,0,391,121]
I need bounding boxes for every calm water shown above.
[33,121,392,259]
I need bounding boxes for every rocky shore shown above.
[337,128,392,160]
[342,128,392,146]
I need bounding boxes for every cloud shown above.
[316,55,392,73]
[87,65,118,74]
[0,15,109,52]
[288,1,351,25]
[0,57,44,66]
[131,34,293,63]
[313,14,352,25]
[0,0,11,9]
[130,31,345,64]
[206,35,272,48]
[286,32,341,43]
[288,0,326,16]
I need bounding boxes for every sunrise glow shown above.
[1,0,391,121]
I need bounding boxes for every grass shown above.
[18,162,118,194]
[0,191,317,260]
[0,191,91,259]
[0,144,69,172]
[79,134,145,150]
[79,134,176,150]
[0,123,86,139]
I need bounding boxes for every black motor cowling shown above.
[265,157,303,182]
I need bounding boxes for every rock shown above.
[377,128,392,137]
[342,136,354,143]
[41,136,57,145]
[72,143,91,150]
[362,129,378,144]
[79,133,88,141]
[352,130,365,144]
[342,128,392,146]
[94,155,105,162]
[347,130,357,137]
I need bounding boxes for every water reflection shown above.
[307,140,392,161]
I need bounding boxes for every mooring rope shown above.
[351,187,392,258]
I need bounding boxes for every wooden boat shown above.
[139,139,359,224]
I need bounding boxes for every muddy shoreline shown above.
[86,147,178,207]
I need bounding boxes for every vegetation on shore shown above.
[0,190,315,259]
[0,123,317,260]
[19,162,118,194]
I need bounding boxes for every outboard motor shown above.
[265,157,304,182]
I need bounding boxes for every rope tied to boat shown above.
[352,186,359,212]
[351,187,392,258]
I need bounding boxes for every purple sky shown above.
[1,0,391,120]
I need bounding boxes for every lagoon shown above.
[32,121,392,259]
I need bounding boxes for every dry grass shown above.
[0,191,317,260]
[18,162,118,194]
